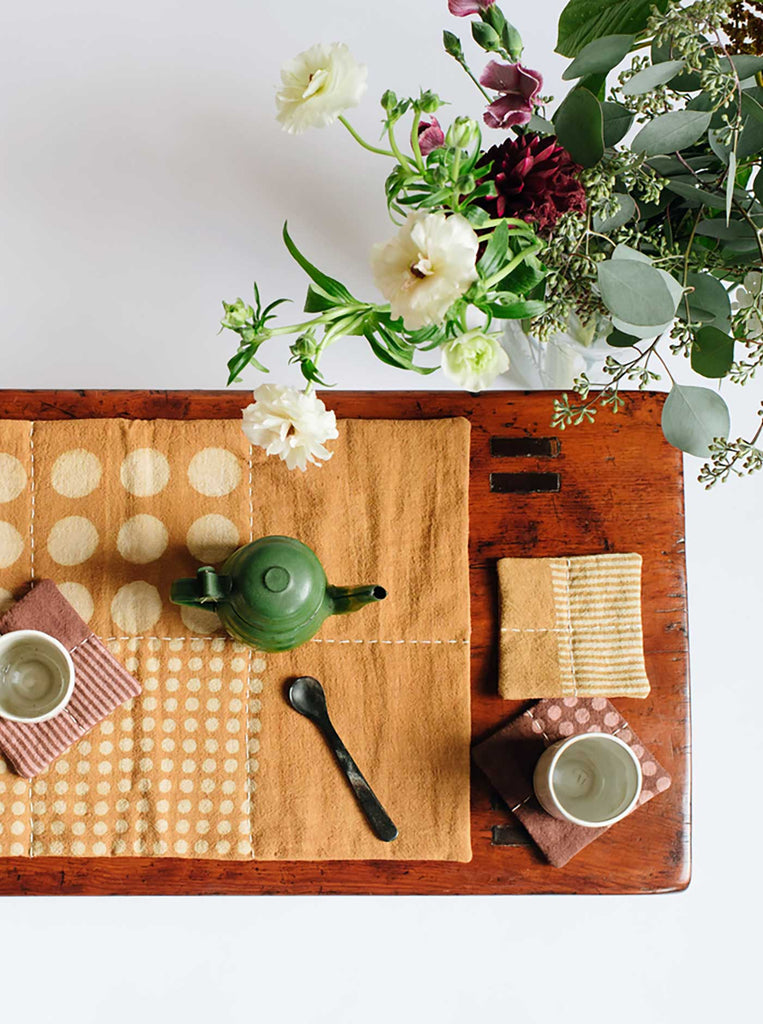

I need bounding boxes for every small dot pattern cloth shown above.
[497,553,650,700]
[0,416,471,861]
[472,697,671,867]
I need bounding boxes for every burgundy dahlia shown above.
[479,133,587,233]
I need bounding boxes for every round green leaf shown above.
[597,259,676,326]
[602,101,634,146]
[681,272,732,327]
[607,327,640,347]
[621,60,686,96]
[690,326,735,378]
[554,87,604,167]
[562,34,635,80]
[661,384,730,457]
[632,109,712,156]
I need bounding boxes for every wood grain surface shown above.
[0,390,690,895]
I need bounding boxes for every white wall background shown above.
[0,1,760,1020]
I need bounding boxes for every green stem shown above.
[387,121,412,172]
[457,59,491,102]
[409,110,425,173]
[485,243,544,289]
[338,116,396,158]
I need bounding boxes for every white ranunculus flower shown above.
[440,329,510,392]
[370,212,479,330]
[275,42,367,134]
[242,384,339,471]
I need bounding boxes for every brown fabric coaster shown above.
[0,580,141,778]
[497,554,650,700]
[472,697,671,867]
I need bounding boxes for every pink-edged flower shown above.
[417,117,445,156]
[480,60,543,129]
[448,0,495,15]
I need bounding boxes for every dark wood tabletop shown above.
[0,389,690,895]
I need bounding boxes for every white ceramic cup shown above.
[0,630,76,723]
[532,732,642,828]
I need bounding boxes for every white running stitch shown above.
[510,794,532,813]
[501,625,641,633]
[99,635,470,645]
[565,557,579,697]
[525,707,551,745]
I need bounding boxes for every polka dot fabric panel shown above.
[30,637,262,858]
[32,420,251,638]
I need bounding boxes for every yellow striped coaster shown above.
[497,553,650,700]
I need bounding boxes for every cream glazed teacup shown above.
[533,731,642,828]
[0,630,76,724]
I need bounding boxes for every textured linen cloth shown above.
[497,553,650,699]
[0,580,141,778]
[0,417,471,861]
[472,697,670,867]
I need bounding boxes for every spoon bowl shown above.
[288,675,328,721]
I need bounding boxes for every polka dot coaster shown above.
[472,697,671,867]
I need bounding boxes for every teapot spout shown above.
[328,584,387,616]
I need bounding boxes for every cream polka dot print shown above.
[117,514,169,564]
[120,448,170,497]
[47,515,99,566]
[186,514,240,564]
[57,581,95,622]
[0,454,26,503]
[188,447,242,497]
[0,522,24,569]
[51,449,102,498]
[111,581,163,633]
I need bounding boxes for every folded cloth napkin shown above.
[0,580,141,778]
[497,553,650,700]
[472,696,670,867]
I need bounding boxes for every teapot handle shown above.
[170,566,230,608]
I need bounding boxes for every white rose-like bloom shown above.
[371,212,479,330]
[441,329,510,392]
[242,384,339,471]
[275,42,367,134]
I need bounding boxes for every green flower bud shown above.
[221,299,254,330]
[446,116,479,150]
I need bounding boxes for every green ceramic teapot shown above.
[170,535,386,652]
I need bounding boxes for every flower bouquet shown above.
[221,0,763,485]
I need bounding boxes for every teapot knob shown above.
[263,566,290,593]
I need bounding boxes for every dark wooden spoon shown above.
[287,675,398,843]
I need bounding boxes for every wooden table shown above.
[0,390,690,895]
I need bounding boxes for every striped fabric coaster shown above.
[497,553,650,700]
[0,580,141,778]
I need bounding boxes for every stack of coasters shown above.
[0,580,141,778]
[472,697,671,867]
[497,554,650,700]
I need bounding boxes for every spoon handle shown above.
[321,719,398,843]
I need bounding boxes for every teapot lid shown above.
[224,536,327,628]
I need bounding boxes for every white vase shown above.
[501,316,610,390]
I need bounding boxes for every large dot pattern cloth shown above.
[28,419,252,638]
